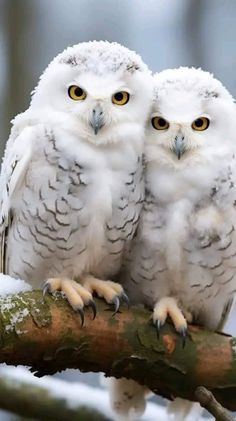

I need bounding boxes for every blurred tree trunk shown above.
[2,0,36,151]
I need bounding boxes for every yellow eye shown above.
[151,116,169,130]
[192,117,210,131]
[68,85,86,101]
[112,91,130,105]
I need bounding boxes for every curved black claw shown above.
[87,300,97,320]
[77,308,85,327]
[43,282,51,298]
[112,296,120,316]
[154,319,163,339]
[120,292,130,308]
[179,327,187,348]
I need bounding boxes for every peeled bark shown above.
[0,290,236,410]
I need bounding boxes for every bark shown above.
[195,387,234,421]
[0,290,236,410]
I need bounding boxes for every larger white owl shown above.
[0,41,153,322]
[109,68,236,420]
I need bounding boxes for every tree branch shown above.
[195,387,234,421]
[0,290,236,410]
[0,372,110,421]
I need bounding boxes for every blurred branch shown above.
[195,387,234,421]
[0,373,110,421]
[0,291,236,411]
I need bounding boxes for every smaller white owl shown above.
[109,67,236,420]
[0,41,153,324]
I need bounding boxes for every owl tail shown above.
[167,398,203,421]
[107,377,148,420]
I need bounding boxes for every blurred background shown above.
[1,0,236,153]
[0,0,236,419]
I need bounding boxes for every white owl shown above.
[0,41,153,323]
[109,67,236,420]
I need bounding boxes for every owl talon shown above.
[42,278,95,326]
[179,327,187,348]
[81,276,126,314]
[87,299,97,320]
[42,282,51,298]
[154,319,163,339]
[112,296,120,315]
[120,292,130,308]
[76,308,85,327]
[153,297,188,340]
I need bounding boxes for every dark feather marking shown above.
[221,273,235,285]
[213,287,221,298]
[137,272,153,282]
[200,260,223,270]
[34,225,56,241]
[198,280,214,294]
[118,203,129,211]
[32,244,51,259]
[16,225,28,242]
[55,200,68,215]
[28,226,55,252]
[56,244,74,251]
[130,276,139,285]
[107,236,122,244]
[21,258,35,270]
[218,239,232,251]
[109,248,123,256]
[48,179,57,191]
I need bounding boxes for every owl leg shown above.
[107,377,148,419]
[43,278,96,326]
[153,297,187,345]
[81,275,129,314]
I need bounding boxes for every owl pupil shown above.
[158,118,166,127]
[195,118,203,127]
[115,92,124,101]
[75,87,83,97]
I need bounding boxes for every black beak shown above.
[174,134,185,160]
[90,104,105,135]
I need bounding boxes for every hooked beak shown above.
[90,104,105,135]
[173,134,186,160]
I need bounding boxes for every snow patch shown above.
[5,308,30,333]
[0,274,31,297]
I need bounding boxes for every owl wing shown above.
[185,156,236,329]
[106,157,144,263]
[0,126,34,273]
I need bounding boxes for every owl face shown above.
[146,68,236,166]
[30,41,153,146]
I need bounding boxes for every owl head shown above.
[146,67,236,168]
[30,41,153,146]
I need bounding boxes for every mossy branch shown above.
[0,290,236,410]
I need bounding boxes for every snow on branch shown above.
[0,366,181,421]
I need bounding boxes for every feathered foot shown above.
[153,297,188,347]
[43,278,96,326]
[81,275,129,315]
[107,377,148,420]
